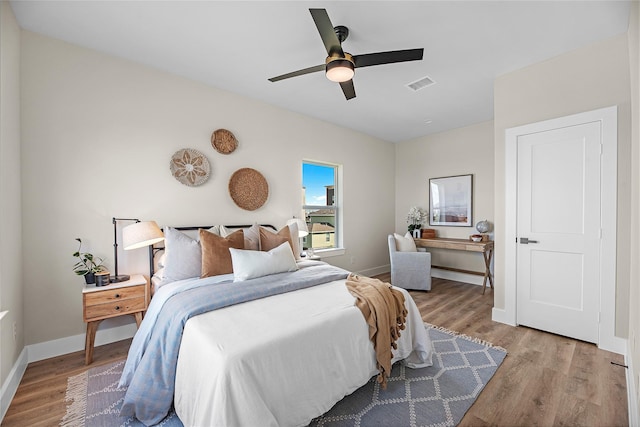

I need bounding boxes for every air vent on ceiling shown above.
[406,75,435,91]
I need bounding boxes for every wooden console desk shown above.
[414,237,494,294]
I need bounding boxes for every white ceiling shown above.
[10,1,631,143]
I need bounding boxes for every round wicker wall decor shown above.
[228,168,269,211]
[169,148,211,187]
[211,129,238,154]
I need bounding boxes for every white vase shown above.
[412,229,421,239]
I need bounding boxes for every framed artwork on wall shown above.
[429,174,473,227]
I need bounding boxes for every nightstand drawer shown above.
[83,284,145,307]
[84,297,146,321]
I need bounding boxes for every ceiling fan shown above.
[268,8,424,100]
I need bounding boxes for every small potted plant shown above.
[72,238,105,284]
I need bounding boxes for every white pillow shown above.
[229,242,298,282]
[394,232,417,252]
[162,226,203,284]
[221,224,260,251]
[159,226,221,285]
[157,253,167,269]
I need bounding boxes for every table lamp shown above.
[111,218,164,283]
[287,217,309,257]
[123,220,165,280]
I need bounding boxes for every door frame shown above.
[503,105,624,354]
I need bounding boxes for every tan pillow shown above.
[200,229,244,277]
[260,226,294,253]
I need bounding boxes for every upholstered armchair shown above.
[388,234,432,291]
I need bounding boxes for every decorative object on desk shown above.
[211,128,238,154]
[72,238,105,285]
[476,219,491,233]
[406,206,426,237]
[470,234,483,242]
[429,174,473,227]
[170,148,210,187]
[421,228,437,239]
[94,271,110,286]
[229,167,269,211]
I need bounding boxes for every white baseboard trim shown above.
[599,335,627,355]
[627,342,638,427]
[358,264,390,278]
[0,347,27,423]
[430,268,484,286]
[27,323,137,363]
[491,307,516,326]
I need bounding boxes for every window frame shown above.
[302,160,344,257]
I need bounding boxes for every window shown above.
[302,161,341,253]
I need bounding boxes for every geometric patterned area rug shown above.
[309,325,507,426]
[61,324,506,427]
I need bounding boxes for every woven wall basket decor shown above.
[211,129,238,154]
[228,168,269,211]
[170,148,211,187]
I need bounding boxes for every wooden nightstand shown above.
[82,274,148,364]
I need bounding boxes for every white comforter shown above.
[174,278,432,427]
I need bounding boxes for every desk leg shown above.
[482,248,494,295]
[85,321,100,365]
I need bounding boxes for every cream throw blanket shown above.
[345,273,407,389]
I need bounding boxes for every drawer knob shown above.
[115,306,121,311]
[114,294,121,298]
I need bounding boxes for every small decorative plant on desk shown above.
[72,238,105,284]
[407,206,426,238]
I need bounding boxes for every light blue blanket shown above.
[119,262,349,426]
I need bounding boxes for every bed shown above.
[118,224,433,426]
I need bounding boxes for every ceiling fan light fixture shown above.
[326,58,355,83]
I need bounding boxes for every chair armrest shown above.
[391,251,431,269]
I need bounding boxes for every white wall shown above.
[0,0,24,397]
[395,121,494,276]
[20,31,396,346]
[627,0,640,421]
[493,33,632,336]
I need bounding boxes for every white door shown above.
[516,121,601,343]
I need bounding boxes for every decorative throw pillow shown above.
[260,225,294,253]
[157,253,167,269]
[394,232,417,252]
[200,229,244,277]
[229,242,298,282]
[162,226,204,283]
[220,224,260,251]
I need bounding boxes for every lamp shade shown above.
[123,221,164,250]
[287,218,309,237]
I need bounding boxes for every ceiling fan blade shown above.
[353,48,424,68]
[268,64,325,82]
[309,8,344,57]
[340,80,356,100]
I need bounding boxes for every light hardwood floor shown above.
[2,276,628,426]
